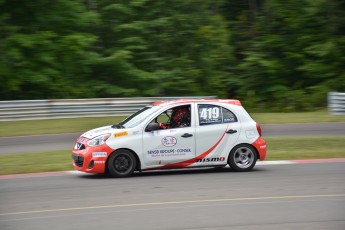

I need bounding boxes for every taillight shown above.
[256,123,262,136]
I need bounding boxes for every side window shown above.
[198,104,237,125]
[149,105,191,129]
[156,110,171,124]
[222,107,238,123]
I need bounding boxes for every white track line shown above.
[1,159,344,180]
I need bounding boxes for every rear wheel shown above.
[107,150,136,178]
[228,144,257,172]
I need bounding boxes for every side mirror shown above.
[145,123,159,132]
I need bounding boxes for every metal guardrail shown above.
[328,92,345,115]
[0,96,216,121]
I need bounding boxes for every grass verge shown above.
[1,137,344,175]
[0,150,73,175]
[265,136,345,160]
[251,110,345,124]
[1,110,345,137]
[0,116,126,137]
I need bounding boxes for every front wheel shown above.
[107,150,136,178]
[228,144,257,172]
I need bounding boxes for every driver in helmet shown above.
[158,105,191,129]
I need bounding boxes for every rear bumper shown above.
[252,137,267,161]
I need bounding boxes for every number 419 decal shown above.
[200,107,220,119]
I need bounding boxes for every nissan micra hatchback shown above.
[72,99,266,177]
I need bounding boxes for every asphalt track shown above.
[1,162,344,230]
[1,122,345,154]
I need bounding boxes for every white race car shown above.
[72,99,267,177]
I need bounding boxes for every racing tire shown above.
[228,144,257,172]
[107,150,136,178]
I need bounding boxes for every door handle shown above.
[181,133,193,138]
[226,129,237,134]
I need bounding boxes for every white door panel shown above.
[142,103,196,168]
[143,127,196,167]
[194,103,241,166]
[195,123,240,161]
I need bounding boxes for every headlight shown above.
[88,134,111,146]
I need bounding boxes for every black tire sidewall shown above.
[107,150,136,178]
[228,144,257,172]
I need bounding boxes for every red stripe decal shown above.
[147,125,229,170]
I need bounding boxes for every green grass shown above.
[251,110,345,124]
[1,137,344,175]
[265,136,345,160]
[0,116,126,137]
[1,110,345,137]
[0,150,73,175]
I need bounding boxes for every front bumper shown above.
[72,137,114,174]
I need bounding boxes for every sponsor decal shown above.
[114,131,128,138]
[176,148,192,153]
[92,152,107,157]
[146,125,229,170]
[196,157,225,163]
[260,145,267,149]
[161,136,177,147]
[94,160,105,164]
[147,148,193,158]
[224,117,236,122]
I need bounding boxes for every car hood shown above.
[82,125,115,139]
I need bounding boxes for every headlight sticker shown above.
[77,136,87,143]
[74,143,83,150]
[114,131,128,138]
[92,152,107,157]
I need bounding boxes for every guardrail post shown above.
[328,92,345,115]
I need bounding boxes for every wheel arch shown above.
[228,143,259,164]
[106,148,142,173]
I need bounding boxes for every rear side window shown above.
[222,107,237,123]
[198,104,237,126]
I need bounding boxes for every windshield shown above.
[118,106,161,128]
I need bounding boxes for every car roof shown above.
[151,99,242,107]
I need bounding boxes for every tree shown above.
[223,0,345,111]
[91,0,232,97]
[0,0,99,99]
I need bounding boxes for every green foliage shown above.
[0,0,100,99]
[228,0,345,111]
[0,0,344,111]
